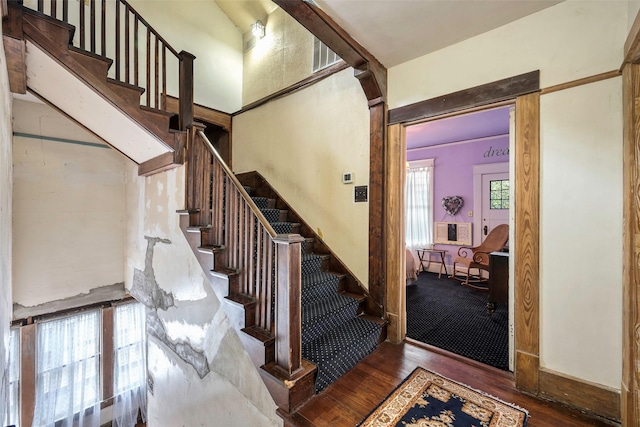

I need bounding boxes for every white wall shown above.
[388,0,626,389]
[12,100,129,311]
[0,27,13,424]
[124,165,280,426]
[233,68,371,286]
[540,77,622,389]
[128,0,243,113]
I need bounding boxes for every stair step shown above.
[106,77,145,105]
[302,294,359,345]
[270,222,300,234]
[301,272,341,305]
[197,245,224,254]
[260,208,287,223]
[251,196,270,209]
[186,225,211,233]
[68,46,113,78]
[303,237,315,254]
[302,316,383,393]
[302,253,329,275]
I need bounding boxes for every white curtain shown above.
[33,311,100,427]
[6,327,20,427]
[113,302,147,427]
[405,163,434,272]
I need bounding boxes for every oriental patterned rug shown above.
[358,368,528,427]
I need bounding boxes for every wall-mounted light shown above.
[251,20,265,39]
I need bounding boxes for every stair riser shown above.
[302,303,359,345]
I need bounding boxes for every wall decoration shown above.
[442,196,464,216]
[435,222,472,246]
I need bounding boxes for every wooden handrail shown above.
[193,131,302,374]
[197,131,276,237]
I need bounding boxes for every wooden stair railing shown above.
[185,128,315,413]
[27,0,191,127]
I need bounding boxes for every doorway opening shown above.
[404,104,514,371]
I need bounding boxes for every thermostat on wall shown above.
[342,172,353,184]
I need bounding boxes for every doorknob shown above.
[484,225,488,235]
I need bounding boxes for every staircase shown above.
[239,176,385,394]
[4,0,387,417]
[3,0,193,171]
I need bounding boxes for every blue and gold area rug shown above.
[358,368,528,427]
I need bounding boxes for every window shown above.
[405,159,435,249]
[6,327,20,427]
[113,302,147,427]
[312,36,341,72]
[33,310,101,427]
[490,179,510,209]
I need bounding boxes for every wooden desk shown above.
[416,248,448,278]
[487,251,508,314]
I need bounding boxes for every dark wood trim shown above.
[3,35,26,93]
[384,123,405,343]
[388,71,540,125]
[273,0,386,102]
[235,61,350,115]
[138,151,181,176]
[514,92,540,394]
[367,102,386,318]
[20,324,36,427]
[102,307,115,401]
[540,70,621,95]
[539,368,621,422]
[622,62,640,426]
[165,94,232,131]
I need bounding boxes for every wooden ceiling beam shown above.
[273,0,386,103]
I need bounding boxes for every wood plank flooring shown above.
[288,341,619,426]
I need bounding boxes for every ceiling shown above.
[308,0,562,68]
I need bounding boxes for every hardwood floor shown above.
[288,341,619,426]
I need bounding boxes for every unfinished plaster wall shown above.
[124,165,280,426]
[0,27,13,424]
[233,68,370,286]
[243,7,314,106]
[12,99,129,316]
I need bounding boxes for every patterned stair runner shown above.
[244,186,382,393]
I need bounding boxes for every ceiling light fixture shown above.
[251,20,265,39]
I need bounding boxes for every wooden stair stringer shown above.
[19,7,184,157]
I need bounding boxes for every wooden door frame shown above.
[622,10,640,424]
[385,73,540,394]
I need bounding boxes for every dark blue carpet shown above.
[406,272,509,371]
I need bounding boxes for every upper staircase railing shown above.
[24,0,194,130]
[190,128,303,378]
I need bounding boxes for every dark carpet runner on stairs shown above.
[244,186,382,393]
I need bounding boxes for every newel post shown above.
[178,50,195,131]
[273,233,304,376]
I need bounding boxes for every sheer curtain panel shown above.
[33,310,100,427]
[113,302,147,427]
[6,327,20,427]
[405,160,434,266]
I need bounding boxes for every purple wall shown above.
[407,136,509,264]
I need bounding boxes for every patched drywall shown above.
[243,7,314,106]
[12,100,129,311]
[0,28,14,424]
[124,163,280,426]
[233,68,371,286]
